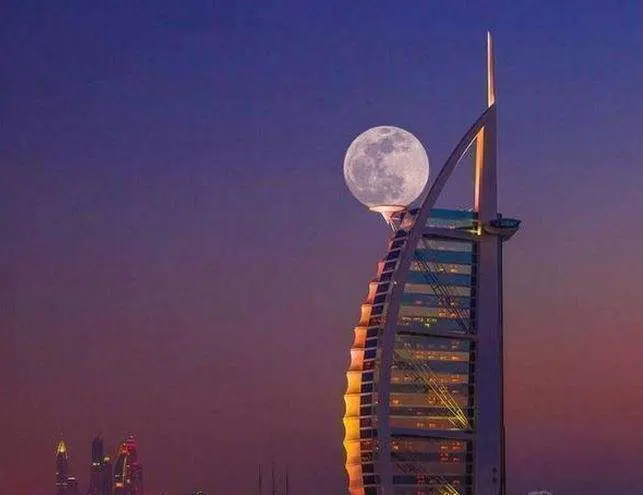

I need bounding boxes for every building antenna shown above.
[285,467,289,495]
[257,463,262,495]
[271,459,276,495]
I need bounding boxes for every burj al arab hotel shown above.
[342,35,520,495]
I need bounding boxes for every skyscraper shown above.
[88,435,103,495]
[66,476,80,495]
[55,439,81,495]
[102,454,113,495]
[113,435,144,495]
[56,440,69,495]
[342,35,520,495]
[88,435,112,495]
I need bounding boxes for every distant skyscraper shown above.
[88,435,103,495]
[92,435,104,463]
[88,435,112,495]
[342,34,520,494]
[56,439,81,495]
[66,476,80,495]
[102,454,113,495]
[113,435,144,495]
[56,440,70,495]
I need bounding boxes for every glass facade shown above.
[344,209,479,495]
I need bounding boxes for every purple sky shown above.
[3,2,643,494]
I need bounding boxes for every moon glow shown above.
[343,126,429,210]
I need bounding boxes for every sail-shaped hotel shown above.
[342,35,520,495]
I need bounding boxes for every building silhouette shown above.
[102,454,113,495]
[256,463,290,495]
[342,34,520,494]
[56,440,70,495]
[55,439,80,495]
[113,435,143,495]
[87,435,112,495]
[66,477,80,495]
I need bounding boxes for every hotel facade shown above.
[343,36,520,495]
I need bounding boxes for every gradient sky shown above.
[2,2,643,494]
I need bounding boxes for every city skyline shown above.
[3,2,643,494]
[51,434,143,495]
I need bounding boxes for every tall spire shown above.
[487,31,496,107]
[56,439,70,495]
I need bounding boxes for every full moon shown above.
[343,126,429,212]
